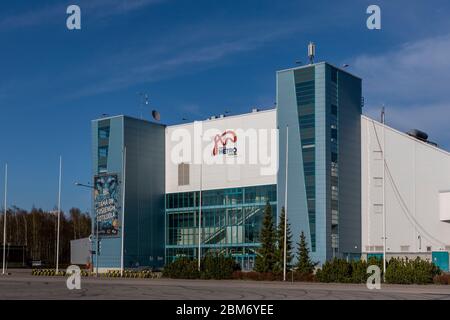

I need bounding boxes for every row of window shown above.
[97,124,110,174]
[296,75,317,252]
[329,72,340,252]
[167,204,275,246]
[166,185,277,210]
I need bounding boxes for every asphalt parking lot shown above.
[0,269,449,300]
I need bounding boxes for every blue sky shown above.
[1,0,450,213]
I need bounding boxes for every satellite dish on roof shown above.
[152,110,161,122]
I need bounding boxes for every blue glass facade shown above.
[296,67,317,252]
[277,62,362,265]
[165,185,277,270]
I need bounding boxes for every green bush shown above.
[385,258,440,284]
[163,255,240,280]
[315,257,383,283]
[163,258,200,279]
[201,254,240,280]
[316,258,352,283]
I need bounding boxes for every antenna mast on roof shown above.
[138,92,149,120]
[308,42,316,64]
[381,105,386,124]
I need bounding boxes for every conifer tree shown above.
[254,202,276,272]
[295,231,317,274]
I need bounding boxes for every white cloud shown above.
[353,33,450,104]
[352,33,450,149]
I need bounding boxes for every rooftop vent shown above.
[407,129,438,147]
[252,108,260,113]
[407,129,428,142]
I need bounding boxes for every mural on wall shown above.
[94,174,120,236]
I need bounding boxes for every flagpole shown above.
[198,160,203,272]
[283,126,289,281]
[56,157,62,274]
[120,146,126,276]
[382,114,387,279]
[2,164,7,275]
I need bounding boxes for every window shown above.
[331,185,338,201]
[331,209,338,225]
[98,146,108,159]
[427,246,432,252]
[331,152,338,163]
[331,104,337,116]
[331,234,339,249]
[331,128,338,141]
[178,163,190,186]
[331,162,338,177]
[331,68,338,83]
[98,127,110,139]
[98,165,107,173]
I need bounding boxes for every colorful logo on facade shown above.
[212,130,237,156]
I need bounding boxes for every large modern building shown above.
[361,116,450,271]
[89,60,450,272]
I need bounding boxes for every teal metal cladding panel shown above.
[335,67,362,258]
[432,251,449,272]
[123,117,166,269]
[277,68,312,263]
[313,63,328,264]
[91,117,124,269]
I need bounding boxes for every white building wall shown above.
[165,109,278,193]
[362,116,450,256]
